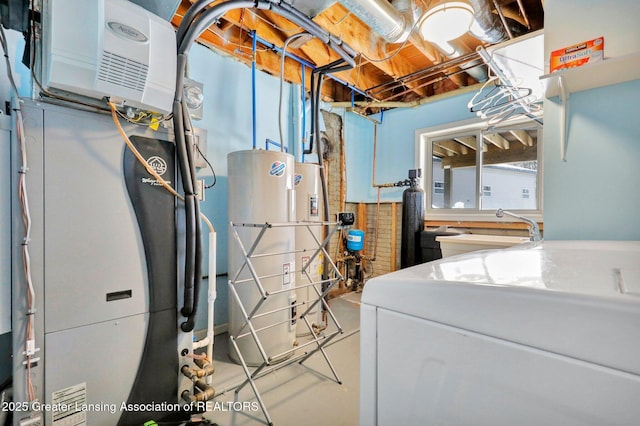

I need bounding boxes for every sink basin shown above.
[436,234,531,257]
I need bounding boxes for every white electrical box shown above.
[42,0,176,114]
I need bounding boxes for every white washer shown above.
[360,240,640,426]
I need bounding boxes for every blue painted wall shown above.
[344,92,478,203]
[542,0,640,240]
[185,43,295,328]
[543,80,640,240]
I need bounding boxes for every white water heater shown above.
[42,0,176,114]
[228,150,296,366]
[294,163,324,336]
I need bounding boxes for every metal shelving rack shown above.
[224,220,345,425]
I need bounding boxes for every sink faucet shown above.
[496,209,542,242]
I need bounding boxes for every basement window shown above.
[417,117,543,221]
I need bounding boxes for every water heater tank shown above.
[294,163,324,336]
[42,0,176,113]
[228,150,296,366]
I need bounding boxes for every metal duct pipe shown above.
[468,0,525,43]
[339,0,486,81]
[337,0,414,43]
[434,0,527,81]
[433,38,487,82]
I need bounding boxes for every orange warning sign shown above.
[550,37,604,73]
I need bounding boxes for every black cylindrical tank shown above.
[401,184,425,268]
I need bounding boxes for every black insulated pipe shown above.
[173,95,196,322]
[180,99,203,332]
[175,0,358,332]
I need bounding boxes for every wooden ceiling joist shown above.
[173,0,545,105]
[483,133,511,150]
[312,4,432,98]
[436,140,469,156]
[510,129,534,146]
[453,136,477,151]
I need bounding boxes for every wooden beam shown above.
[435,140,469,156]
[453,136,477,151]
[432,146,448,158]
[191,8,341,98]
[313,4,430,97]
[483,133,510,150]
[442,144,537,168]
[510,129,534,146]
[257,9,387,97]
[357,203,367,254]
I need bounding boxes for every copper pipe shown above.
[515,0,531,29]
[492,0,514,39]
[181,380,216,403]
[181,359,215,380]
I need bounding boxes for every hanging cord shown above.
[278,32,312,152]
[195,143,217,189]
[110,99,210,333]
[107,101,214,233]
[1,17,37,402]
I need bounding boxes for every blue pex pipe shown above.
[249,32,369,98]
[252,31,257,149]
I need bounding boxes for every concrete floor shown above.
[203,292,362,426]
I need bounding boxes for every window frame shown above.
[415,115,543,223]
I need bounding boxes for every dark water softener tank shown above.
[401,169,424,268]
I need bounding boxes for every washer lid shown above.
[362,240,640,375]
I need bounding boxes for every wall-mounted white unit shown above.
[43,0,176,114]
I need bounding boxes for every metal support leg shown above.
[227,221,346,425]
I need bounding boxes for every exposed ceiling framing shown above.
[171,0,544,113]
[435,127,538,169]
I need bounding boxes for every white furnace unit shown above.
[11,100,190,425]
[360,240,640,425]
[42,0,176,114]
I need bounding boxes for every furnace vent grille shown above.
[98,51,148,92]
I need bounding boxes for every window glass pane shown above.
[480,128,538,210]
[431,135,477,209]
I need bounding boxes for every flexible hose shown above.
[174,0,359,330]
[279,32,311,152]
[178,1,260,54]
[306,71,315,155]
[252,31,257,149]
[181,99,203,331]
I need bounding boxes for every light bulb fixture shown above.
[419,1,475,44]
